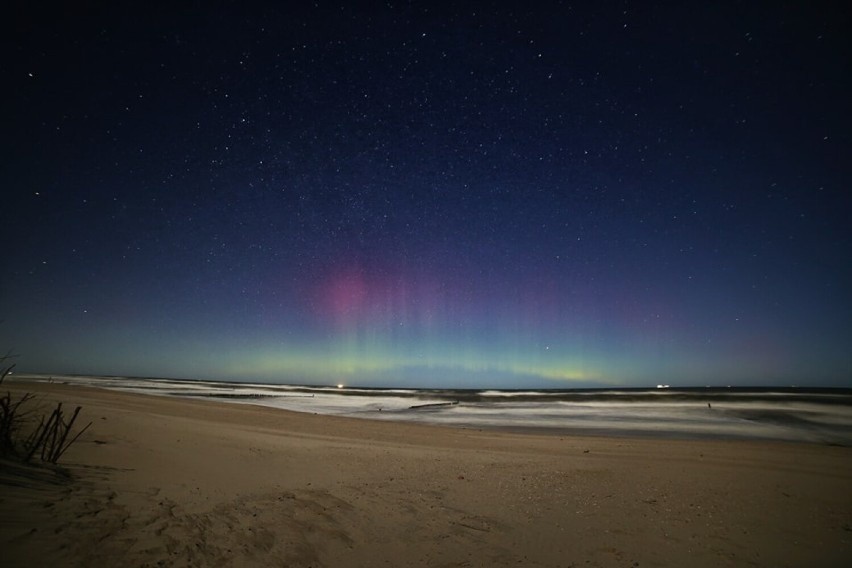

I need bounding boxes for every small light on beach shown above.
[337,384,344,389]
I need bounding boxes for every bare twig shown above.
[0,357,91,464]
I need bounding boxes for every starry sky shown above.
[2,2,850,388]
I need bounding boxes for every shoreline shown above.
[11,374,852,445]
[2,380,851,567]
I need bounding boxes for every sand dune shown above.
[1,380,851,567]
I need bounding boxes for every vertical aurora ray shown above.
[211,262,634,386]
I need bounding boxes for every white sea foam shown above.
[17,374,852,444]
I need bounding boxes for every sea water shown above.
[17,374,852,445]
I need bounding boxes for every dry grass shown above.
[0,356,90,464]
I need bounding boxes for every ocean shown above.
[16,374,852,445]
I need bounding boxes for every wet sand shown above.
[1,380,851,567]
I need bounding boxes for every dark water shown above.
[18,374,852,445]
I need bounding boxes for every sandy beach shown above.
[1,381,850,567]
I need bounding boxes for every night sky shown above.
[3,2,850,388]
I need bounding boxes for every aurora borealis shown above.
[2,2,850,388]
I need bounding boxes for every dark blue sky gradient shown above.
[2,2,850,387]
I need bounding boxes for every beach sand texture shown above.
[1,381,850,567]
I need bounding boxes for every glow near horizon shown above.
[228,341,593,385]
[10,263,798,388]
[4,251,832,388]
[194,317,712,387]
[206,267,606,385]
